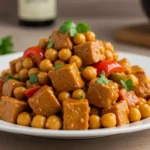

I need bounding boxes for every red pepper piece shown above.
[25,86,41,98]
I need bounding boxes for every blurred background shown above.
[0,0,149,55]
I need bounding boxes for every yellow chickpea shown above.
[105,50,113,60]
[113,52,119,61]
[73,33,86,45]
[69,55,82,68]
[129,107,141,122]
[45,115,62,130]
[90,106,100,115]
[19,68,29,81]
[82,66,97,81]
[45,48,58,62]
[72,89,86,100]
[15,61,23,73]
[103,42,114,52]
[147,77,150,84]
[54,60,65,67]
[84,31,96,41]
[14,87,26,99]
[58,91,71,103]
[14,74,19,78]
[147,100,150,106]
[101,113,117,128]
[38,38,48,49]
[28,68,39,76]
[39,59,53,72]
[31,115,46,128]
[23,58,34,69]
[89,115,101,129]
[37,72,49,85]
[139,97,147,104]
[17,112,31,126]
[139,104,150,119]
[58,48,72,61]
[127,74,139,86]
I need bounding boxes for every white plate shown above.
[0,52,150,139]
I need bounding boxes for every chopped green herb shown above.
[6,74,20,81]
[48,35,52,40]
[0,36,14,55]
[29,74,38,85]
[47,42,53,49]
[76,23,90,33]
[54,63,62,71]
[96,71,112,84]
[69,28,78,37]
[77,95,83,100]
[120,79,134,91]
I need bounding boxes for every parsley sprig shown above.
[29,74,38,85]
[47,42,54,49]
[6,74,20,81]
[54,63,62,71]
[59,20,90,37]
[96,71,112,84]
[120,79,134,91]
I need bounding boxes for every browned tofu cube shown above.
[102,100,129,126]
[2,79,25,97]
[62,99,90,130]
[51,30,73,50]
[87,78,119,108]
[49,63,84,92]
[0,96,28,123]
[74,40,104,66]
[28,85,61,117]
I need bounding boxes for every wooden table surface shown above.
[0,17,150,150]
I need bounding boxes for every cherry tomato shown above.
[23,47,44,65]
[93,60,124,77]
[25,86,41,98]
[119,88,139,107]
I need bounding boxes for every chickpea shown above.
[101,113,117,128]
[58,91,71,103]
[38,38,48,49]
[90,106,100,115]
[31,115,46,128]
[105,50,113,60]
[84,31,96,41]
[45,48,58,62]
[14,87,26,99]
[113,52,119,61]
[17,112,31,126]
[89,115,101,129]
[129,107,141,122]
[45,115,62,130]
[72,89,86,100]
[23,58,34,69]
[82,66,97,80]
[139,104,150,119]
[69,55,82,68]
[19,68,29,81]
[15,61,23,73]
[103,42,114,52]
[37,72,49,85]
[147,77,150,84]
[28,68,39,76]
[73,33,86,45]
[39,59,53,72]
[58,48,72,61]
[14,74,19,78]
[147,100,150,106]
[54,60,65,67]
[139,97,147,104]
[127,74,139,86]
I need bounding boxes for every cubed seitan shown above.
[51,30,73,50]
[28,85,61,117]
[102,100,129,126]
[118,58,131,74]
[74,40,104,66]
[62,99,90,130]
[49,63,84,92]
[86,78,119,108]
[2,79,25,97]
[0,96,28,123]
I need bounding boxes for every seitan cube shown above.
[51,30,73,50]
[2,79,25,97]
[28,85,61,117]
[102,100,129,126]
[74,40,104,66]
[49,63,84,92]
[87,78,119,108]
[0,96,28,123]
[62,99,90,130]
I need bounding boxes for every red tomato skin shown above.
[119,88,139,107]
[93,60,124,77]
[25,86,41,98]
[23,47,44,65]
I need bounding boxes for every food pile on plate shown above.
[0,20,150,130]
